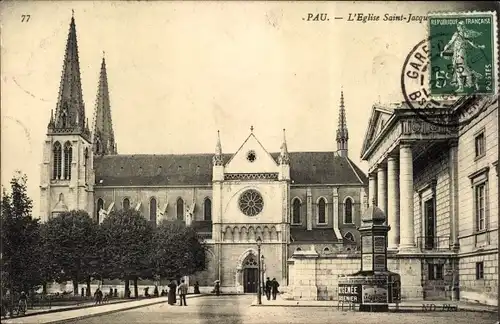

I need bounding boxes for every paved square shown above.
[56,295,497,324]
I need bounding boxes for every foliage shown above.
[0,172,43,293]
[41,210,100,293]
[100,209,155,281]
[151,220,208,279]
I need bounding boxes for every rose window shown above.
[238,189,264,216]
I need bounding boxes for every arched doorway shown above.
[242,254,259,293]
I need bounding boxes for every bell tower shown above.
[40,12,94,222]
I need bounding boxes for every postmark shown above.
[428,11,498,96]
[401,13,497,129]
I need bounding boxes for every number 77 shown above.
[21,15,30,22]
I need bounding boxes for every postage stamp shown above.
[428,11,498,96]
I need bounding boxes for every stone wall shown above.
[459,251,498,306]
[288,248,427,301]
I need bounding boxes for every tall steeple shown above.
[336,89,349,157]
[47,13,90,142]
[213,130,223,166]
[93,54,117,155]
[279,128,290,165]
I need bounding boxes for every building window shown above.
[177,198,184,220]
[317,197,327,224]
[344,197,353,224]
[475,183,486,231]
[428,264,444,280]
[292,198,301,224]
[344,232,355,243]
[204,198,212,221]
[123,198,130,210]
[63,141,72,180]
[476,262,484,279]
[150,198,157,223]
[475,132,485,158]
[52,142,62,179]
[96,198,104,222]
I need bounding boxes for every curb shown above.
[250,303,497,313]
[49,294,209,324]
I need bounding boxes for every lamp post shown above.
[257,236,262,305]
[261,255,265,300]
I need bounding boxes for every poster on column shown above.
[373,254,386,271]
[373,236,386,253]
[362,236,372,253]
[362,254,373,271]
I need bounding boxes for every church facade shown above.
[39,16,368,293]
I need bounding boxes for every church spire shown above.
[92,54,117,155]
[279,128,290,165]
[336,89,349,157]
[213,130,223,166]
[48,13,90,141]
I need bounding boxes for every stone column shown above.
[387,156,400,250]
[368,173,377,207]
[377,165,387,215]
[448,140,459,250]
[399,143,416,251]
[332,188,342,239]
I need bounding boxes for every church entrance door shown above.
[243,268,258,293]
[242,254,259,293]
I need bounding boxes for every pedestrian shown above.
[194,281,200,294]
[265,277,272,300]
[177,280,188,306]
[167,280,177,305]
[154,286,159,297]
[271,278,279,300]
[214,280,220,296]
[81,287,85,297]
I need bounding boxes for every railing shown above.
[416,236,451,252]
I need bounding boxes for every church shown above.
[39,15,369,293]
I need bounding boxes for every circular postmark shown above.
[401,32,491,128]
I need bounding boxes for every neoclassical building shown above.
[39,15,368,293]
[359,96,498,304]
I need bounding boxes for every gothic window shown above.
[96,198,104,222]
[244,256,258,267]
[177,198,184,220]
[344,232,355,243]
[238,189,264,216]
[317,197,327,224]
[123,198,130,210]
[292,198,301,224]
[84,148,89,184]
[150,198,157,223]
[344,197,353,224]
[63,141,72,180]
[204,198,212,221]
[52,142,62,179]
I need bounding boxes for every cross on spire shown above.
[250,125,254,133]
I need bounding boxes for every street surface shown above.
[62,295,498,324]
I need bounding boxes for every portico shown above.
[361,104,458,254]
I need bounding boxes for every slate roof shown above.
[290,228,338,242]
[93,152,367,186]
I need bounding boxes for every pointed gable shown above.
[224,133,279,174]
[360,104,395,157]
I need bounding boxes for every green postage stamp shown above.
[429,11,498,96]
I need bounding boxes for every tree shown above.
[1,172,43,295]
[41,210,100,295]
[151,221,207,281]
[100,209,154,298]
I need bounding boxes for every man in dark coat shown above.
[265,277,272,300]
[271,278,280,300]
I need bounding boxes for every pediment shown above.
[360,105,395,156]
[224,133,279,174]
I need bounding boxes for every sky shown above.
[0,1,492,216]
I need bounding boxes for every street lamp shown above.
[257,236,262,305]
[261,255,265,300]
